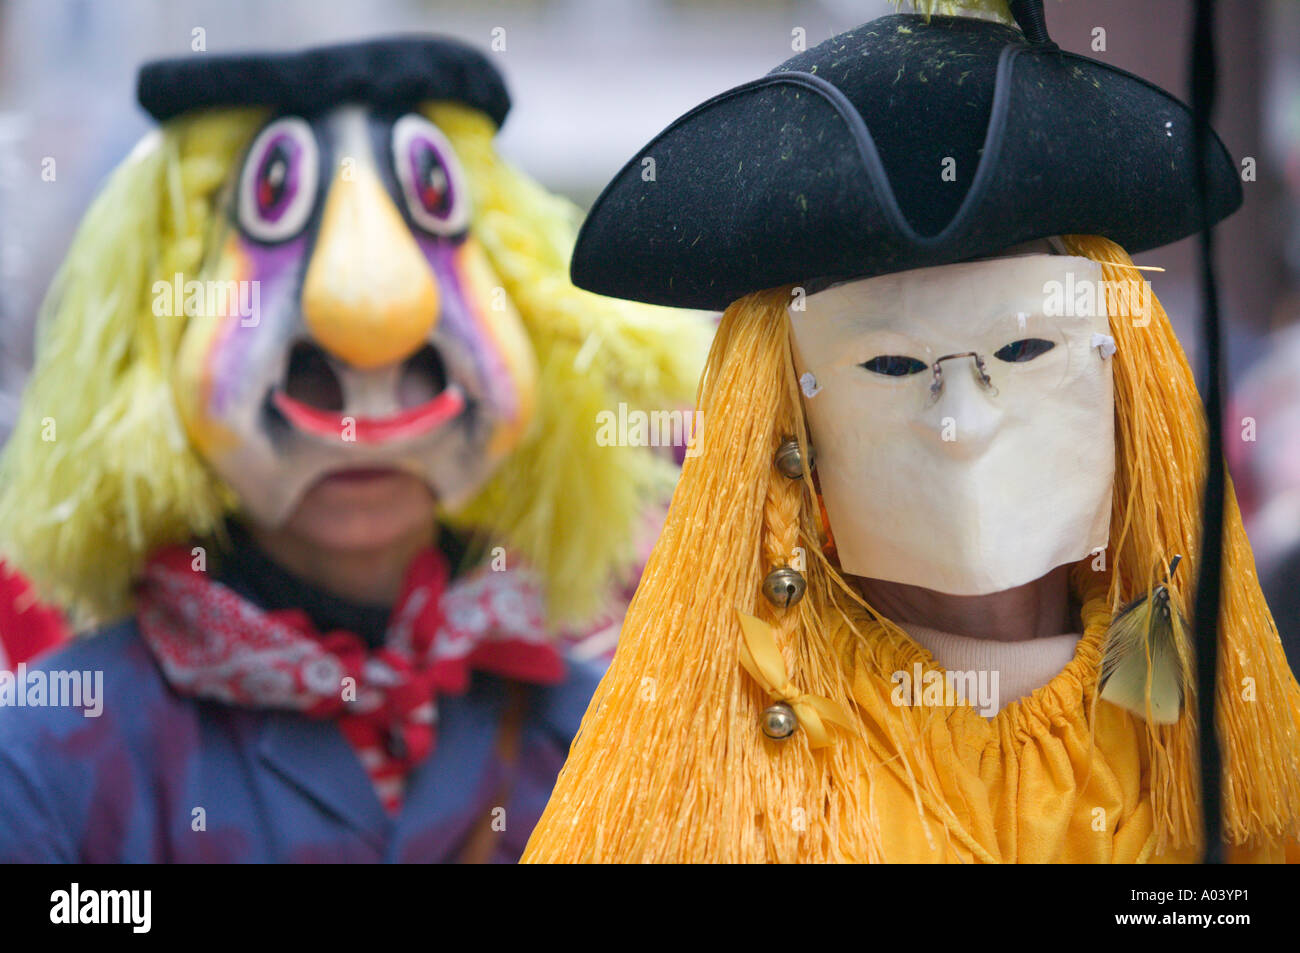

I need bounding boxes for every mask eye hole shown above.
[237,117,319,243]
[994,338,1055,363]
[392,114,471,237]
[860,355,928,376]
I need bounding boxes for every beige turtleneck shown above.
[898,622,1081,716]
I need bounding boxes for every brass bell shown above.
[761,702,798,740]
[762,567,806,608]
[774,438,811,480]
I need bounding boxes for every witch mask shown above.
[790,254,1115,596]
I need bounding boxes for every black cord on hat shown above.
[1008,0,1056,49]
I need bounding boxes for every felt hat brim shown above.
[571,15,1242,310]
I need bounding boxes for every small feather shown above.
[1099,585,1187,724]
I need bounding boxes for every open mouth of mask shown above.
[266,339,467,445]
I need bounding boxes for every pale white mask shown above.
[789,254,1115,596]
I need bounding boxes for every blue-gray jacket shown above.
[0,621,600,862]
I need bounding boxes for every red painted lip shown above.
[271,385,466,444]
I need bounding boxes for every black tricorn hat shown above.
[571,10,1243,310]
[137,35,511,128]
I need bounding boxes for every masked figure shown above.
[524,4,1300,862]
[0,37,704,862]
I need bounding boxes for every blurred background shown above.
[0,0,1298,667]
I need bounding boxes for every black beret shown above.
[137,35,510,127]
[571,13,1243,310]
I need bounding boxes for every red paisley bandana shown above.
[136,546,564,812]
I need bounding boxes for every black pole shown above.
[1189,0,1225,864]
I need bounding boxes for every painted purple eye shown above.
[392,114,470,236]
[237,117,319,243]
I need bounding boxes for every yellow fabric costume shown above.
[842,600,1293,863]
[522,237,1300,863]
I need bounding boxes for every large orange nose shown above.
[301,164,439,369]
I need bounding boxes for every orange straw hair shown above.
[1065,234,1300,851]
[522,235,1300,861]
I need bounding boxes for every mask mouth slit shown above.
[282,340,345,411]
[267,339,465,444]
[397,343,450,408]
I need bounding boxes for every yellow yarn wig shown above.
[0,103,707,629]
[523,236,1300,862]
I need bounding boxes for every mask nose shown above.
[301,164,439,370]
[916,353,1003,456]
